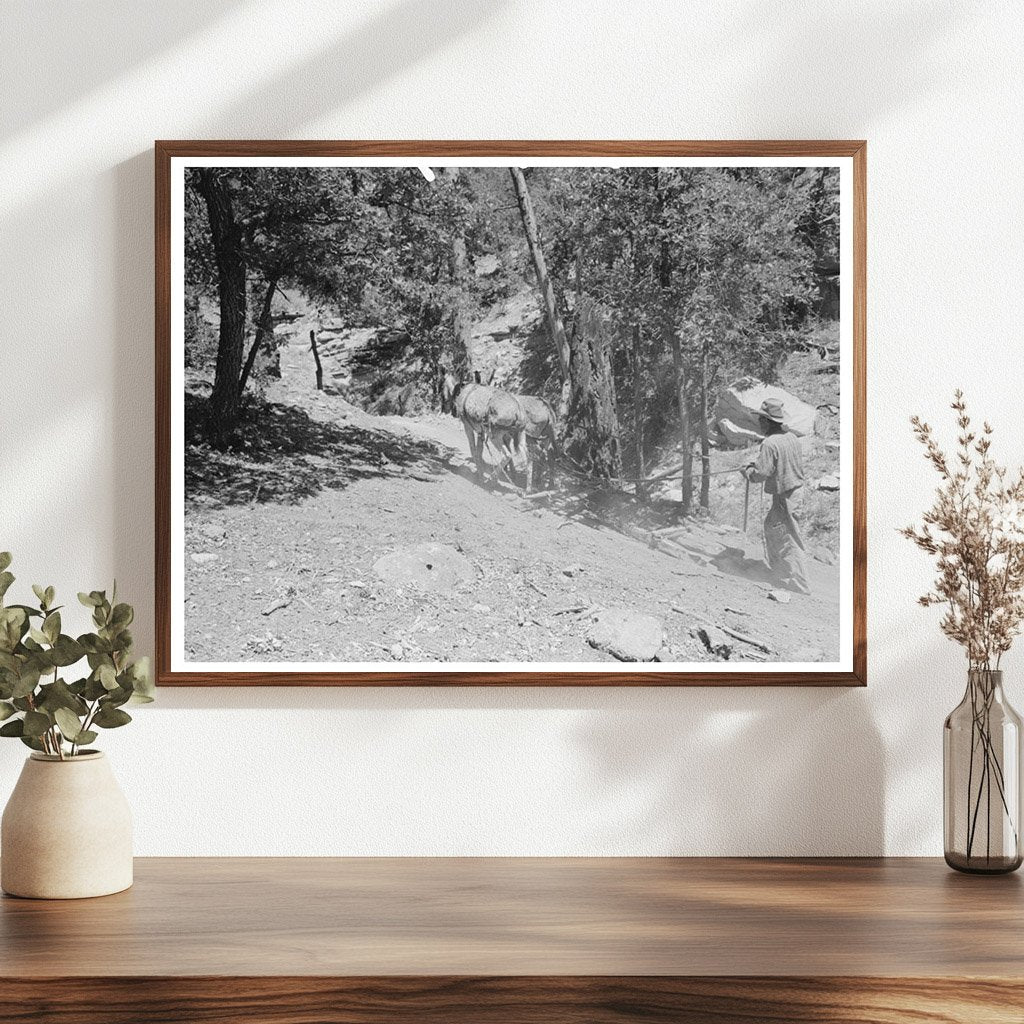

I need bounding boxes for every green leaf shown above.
[50,635,85,667]
[104,684,132,708]
[83,674,108,701]
[19,734,45,752]
[110,603,134,629]
[22,710,51,738]
[28,627,49,646]
[42,611,60,644]
[0,572,14,601]
[93,705,131,729]
[36,678,88,716]
[0,719,24,737]
[0,552,11,573]
[11,665,41,699]
[0,607,27,652]
[31,584,47,608]
[44,586,55,609]
[54,707,85,742]
[98,663,118,690]
[7,604,42,619]
[74,730,98,747]
[78,592,100,608]
[0,701,16,721]
[77,633,111,655]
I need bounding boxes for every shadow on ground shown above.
[185,390,449,506]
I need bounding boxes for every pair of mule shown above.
[440,370,558,494]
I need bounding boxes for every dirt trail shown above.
[183,326,841,666]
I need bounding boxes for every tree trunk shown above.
[444,169,476,379]
[631,323,648,502]
[653,167,693,516]
[564,298,623,480]
[669,323,693,515]
[309,329,323,391]
[195,170,246,447]
[508,167,571,393]
[237,272,280,398]
[698,339,711,510]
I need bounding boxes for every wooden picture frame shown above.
[156,140,866,686]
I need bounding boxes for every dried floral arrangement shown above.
[902,391,1024,670]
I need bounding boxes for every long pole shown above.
[743,478,750,534]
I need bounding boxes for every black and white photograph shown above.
[163,148,860,681]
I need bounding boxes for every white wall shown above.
[1,0,1022,855]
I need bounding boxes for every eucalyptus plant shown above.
[0,553,153,759]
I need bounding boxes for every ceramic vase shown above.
[1,751,133,898]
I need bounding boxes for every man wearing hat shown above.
[743,398,811,594]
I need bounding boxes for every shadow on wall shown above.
[573,687,884,856]
[0,1,246,138]
[149,682,885,855]
[722,0,970,133]
[103,0,511,660]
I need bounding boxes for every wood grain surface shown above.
[0,976,1022,1024]
[155,139,867,687]
[2,858,1020,1023]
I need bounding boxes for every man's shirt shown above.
[749,430,805,496]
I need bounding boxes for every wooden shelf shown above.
[2,857,1021,1022]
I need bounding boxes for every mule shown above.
[517,394,559,492]
[441,369,530,492]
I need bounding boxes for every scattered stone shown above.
[789,646,826,662]
[266,559,279,569]
[372,543,473,594]
[816,474,840,491]
[346,581,367,589]
[472,603,491,613]
[587,607,665,662]
[768,590,792,604]
[197,523,226,542]
[562,564,584,577]
[695,625,733,659]
[390,643,404,660]
[261,596,291,616]
[813,547,837,566]
[190,553,218,565]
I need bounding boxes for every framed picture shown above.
[156,141,865,686]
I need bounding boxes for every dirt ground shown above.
[183,322,841,667]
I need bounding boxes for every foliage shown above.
[185,163,839,485]
[0,553,153,759]
[902,392,1024,669]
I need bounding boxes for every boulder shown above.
[587,607,665,662]
[372,543,473,594]
[715,377,818,445]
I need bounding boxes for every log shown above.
[671,604,774,655]
[310,329,324,391]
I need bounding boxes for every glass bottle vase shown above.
[944,669,1023,873]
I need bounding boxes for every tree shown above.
[509,167,571,413]
[193,169,247,448]
[565,298,623,480]
[187,167,374,445]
